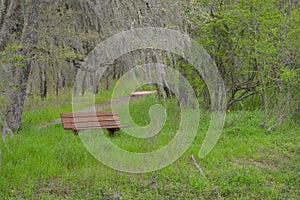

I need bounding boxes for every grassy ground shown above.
[0,92,299,199]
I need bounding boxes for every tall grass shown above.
[0,92,299,199]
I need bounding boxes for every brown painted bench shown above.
[60,111,126,136]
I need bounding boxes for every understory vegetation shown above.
[0,91,299,199]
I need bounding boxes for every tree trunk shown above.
[43,68,47,99]
[105,70,109,91]
[61,70,65,88]
[0,0,18,50]
[39,66,47,100]
[3,0,40,133]
[81,71,87,96]
[73,67,79,97]
[55,74,59,97]
[0,0,8,27]
[112,66,117,80]
[93,69,100,94]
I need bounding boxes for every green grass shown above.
[0,94,299,199]
[22,83,116,125]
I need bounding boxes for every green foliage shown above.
[175,59,206,99]
[279,68,300,86]
[0,44,25,67]
[181,0,300,117]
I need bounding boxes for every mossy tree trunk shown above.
[3,0,40,133]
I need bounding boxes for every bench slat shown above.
[60,111,117,118]
[64,125,122,130]
[74,125,128,130]
[61,116,120,123]
[74,126,121,131]
[64,120,120,126]
[63,121,120,129]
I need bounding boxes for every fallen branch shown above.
[267,114,285,133]
[190,155,206,178]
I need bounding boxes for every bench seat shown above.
[60,111,126,136]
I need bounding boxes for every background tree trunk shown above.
[3,0,40,133]
[39,66,47,100]
[0,0,18,50]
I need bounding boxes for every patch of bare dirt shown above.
[233,158,278,171]
[34,178,70,198]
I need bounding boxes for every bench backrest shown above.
[60,111,120,130]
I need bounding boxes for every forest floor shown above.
[0,89,299,199]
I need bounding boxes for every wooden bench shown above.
[60,111,125,136]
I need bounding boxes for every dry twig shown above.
[190,155,206,178]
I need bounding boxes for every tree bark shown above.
[39,66,47,100]
[93,69,101,94]
[3,0,40,133]
[0,0,18,50]
[105,71,109,91]
[81,71,87,96]
[0,0,8,27]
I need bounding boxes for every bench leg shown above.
[108,129,115,137]
[72,129,78,136]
